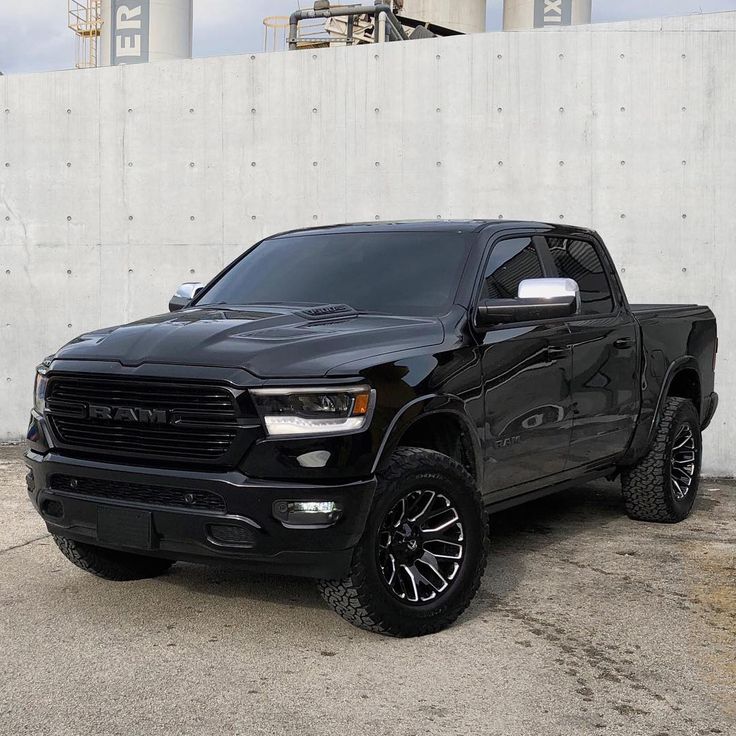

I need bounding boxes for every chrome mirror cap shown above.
[518,278,580,311]
[169,282,205,312]
[475,277,580,330]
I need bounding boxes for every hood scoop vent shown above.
[296,304,358,321]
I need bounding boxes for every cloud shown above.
[0,0,73,74]
[1,1,735,75]
[195,0,287,58]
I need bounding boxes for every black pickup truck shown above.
[25,221,718,637]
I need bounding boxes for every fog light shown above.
[297,450,331,468]
[273,500,342,528]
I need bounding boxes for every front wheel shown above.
[318,448,489,637]
[621,397,702,523]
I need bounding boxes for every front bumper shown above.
[25,450,376,579]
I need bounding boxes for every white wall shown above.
[1,13,734,474]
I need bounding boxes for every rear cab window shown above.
[546,237,615,315]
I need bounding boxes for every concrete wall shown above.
[1,13,734,474]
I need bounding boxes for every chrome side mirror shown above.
[169,282,204,312]
[518,278,580,311]
[475,278,580,330]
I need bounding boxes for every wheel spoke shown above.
[390,497,406,528]
[400,565,420,603]
[407,490,436,523]
[394,564,408,599]
[416,552,449,592]
[386,554,397,585]
[672,465,693,483]
[423,539,463,560]
[420,508,460,534]
[674,432,694,446]
[407,564,440,600]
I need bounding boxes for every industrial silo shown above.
[503,0,592,30]
[99,0,193,66]
[399,0,487,34]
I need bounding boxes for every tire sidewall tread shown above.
[622,397,702,523]
[319,447,489,637]
[53,536,174,581]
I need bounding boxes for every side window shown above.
[547,237,614,315]
[482,238,544,300]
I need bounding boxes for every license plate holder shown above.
[97,506,153,550]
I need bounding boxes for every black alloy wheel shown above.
[377,489,465,605]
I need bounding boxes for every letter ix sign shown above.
[534,0,572,28]
[111,1,150,65]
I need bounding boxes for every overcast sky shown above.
[0,1,734,75]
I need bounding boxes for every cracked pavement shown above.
[0,444,734,735]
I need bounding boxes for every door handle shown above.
[546,346,569,361]
[614,337,635,350]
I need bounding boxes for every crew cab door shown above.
[476,235,574,495]
[543,233,640,467]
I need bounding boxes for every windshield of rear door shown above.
[196,231,472,317]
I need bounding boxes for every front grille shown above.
[49,418,237,459]
[50,474,226,513]
[45,376,250,464]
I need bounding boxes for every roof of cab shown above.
[267,219,598,240]
[269,219,543,238]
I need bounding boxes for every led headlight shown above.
[251,385,374,437]
[33,355,54,414]
[33,366,50,414]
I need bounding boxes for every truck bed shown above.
[629,302,717,444]
[630,303,700,315]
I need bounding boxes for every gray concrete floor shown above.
[0,444,734,736]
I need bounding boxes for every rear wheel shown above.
[318,448,488,637]
[621,397,702,523]
[53,536,175,581]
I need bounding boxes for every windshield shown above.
[197,232,471,317]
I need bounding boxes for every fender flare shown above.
[371,394,483,484]
[646,355,702,445]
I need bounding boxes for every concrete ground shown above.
[0,445,733,736]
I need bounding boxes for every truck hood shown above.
[54,305,445,378]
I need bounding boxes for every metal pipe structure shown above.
[288,3,408,49]
[377,4,387,43]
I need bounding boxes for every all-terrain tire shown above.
[621,397,701,523]
[53,536,175,581]
[318,448,489,637]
